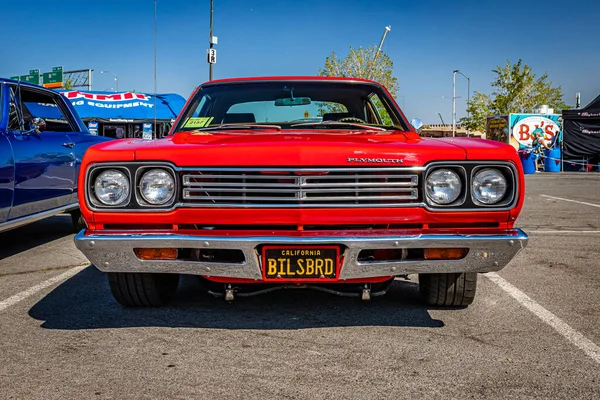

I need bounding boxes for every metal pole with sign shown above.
[208,0,218,81]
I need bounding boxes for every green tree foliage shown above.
[318,45,399,96]
[64,78,74,90]
[460,59,570,133]
[318,45,399,124]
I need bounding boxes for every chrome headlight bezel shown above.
[136,167,177,206]
[85,162,178,211]
[424,166,466,207]
[89,167,132,208]
[470,165,516,208]
[471,168,507,205]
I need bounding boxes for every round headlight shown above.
[140,169,175,205]
[472,168,507,204]
[94,169,130,206]
[426,169,462,205]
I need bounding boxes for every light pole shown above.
[452,71,457,137]
[101,70,118,92]
[453,69,470,136]
[368,25,391,79]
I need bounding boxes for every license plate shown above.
[262,246,339,279]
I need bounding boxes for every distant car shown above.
[74,76,528,308]
[0,78,111,233]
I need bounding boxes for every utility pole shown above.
[368,25,391,79]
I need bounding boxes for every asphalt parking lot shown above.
[1,174,599,399]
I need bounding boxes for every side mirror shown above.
[410,118,423,132]
[29,117,47,134]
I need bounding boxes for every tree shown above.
[460,59,570,133]
[64,78,74,90]
[318,45,399,97]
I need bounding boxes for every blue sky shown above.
[2,0,599,124]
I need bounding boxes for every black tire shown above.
[419,273,477,307]
[70,210,86,232]
[107,272,179,307]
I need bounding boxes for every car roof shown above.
[203,76,381,86]
[0,77,55,92]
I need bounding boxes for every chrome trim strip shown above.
[0,203,78,233]
[75,229,528,279]
[179,166,426,172]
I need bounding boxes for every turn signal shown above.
[424,248,468,260]
[134,248,178,260]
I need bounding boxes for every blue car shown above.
[0,78,111,233]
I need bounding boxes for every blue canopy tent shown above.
[25,90,186,138]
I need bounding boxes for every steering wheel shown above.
[338,117,367,124]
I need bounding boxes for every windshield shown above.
[174,80,409,133]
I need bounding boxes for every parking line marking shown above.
[541,195,600,208]
[485,272,600,364]
[0,265,87,313]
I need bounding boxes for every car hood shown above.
[85,130,517,167]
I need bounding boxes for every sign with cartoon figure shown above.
[486,113,562,172]
[487,113,562,151]
[510,114,561,151]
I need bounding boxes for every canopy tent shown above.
[59,90,186,122]
[562,94,600,161]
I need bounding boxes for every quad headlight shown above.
[472,168,507,205]
[139,168,175,205]
[94,169,130,206]
[425,169,462,205]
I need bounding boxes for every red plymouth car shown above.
[74,76,528,307]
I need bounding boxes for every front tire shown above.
[419,273,477,307]
[70,210,86,232]
[107,272,179,307]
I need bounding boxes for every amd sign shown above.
[61,91,149,102]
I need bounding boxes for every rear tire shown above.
[419,273,477,307]
[107,272,179,307]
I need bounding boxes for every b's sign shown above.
[511,116,560,148]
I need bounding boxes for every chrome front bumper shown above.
[74,229,528,280]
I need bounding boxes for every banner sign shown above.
[58,90,186,121]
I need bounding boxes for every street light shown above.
[452,70,470,137]
[101,70,119,92]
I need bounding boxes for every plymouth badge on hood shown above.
[347,157,404,164]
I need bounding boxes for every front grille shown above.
[181,168,420,208]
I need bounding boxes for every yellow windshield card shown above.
[183,117,214,128]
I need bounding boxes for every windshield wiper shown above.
[191,124,282,132]
[290,121,387,131]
